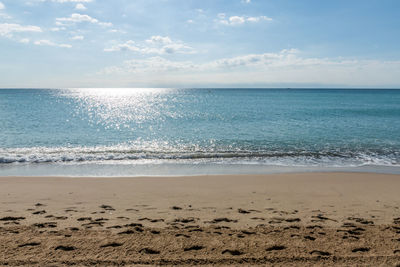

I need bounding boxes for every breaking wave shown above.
[1,145,399,167]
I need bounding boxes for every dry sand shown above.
[1,172,400,266]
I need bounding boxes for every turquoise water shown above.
[1,88,399,176]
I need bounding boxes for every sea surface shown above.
[1,88,399,176]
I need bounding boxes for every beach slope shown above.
[1,172,400,266]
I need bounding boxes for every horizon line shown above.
[1,87,400,90]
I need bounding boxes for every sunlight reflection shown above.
[59,88,179,129]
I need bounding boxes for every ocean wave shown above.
[0,146,399,167]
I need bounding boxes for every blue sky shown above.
[0,0,400,88]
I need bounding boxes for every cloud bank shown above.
[0,23,42,37]
[104,36,195,55]
[98,49,400,87]
[56,13,112,27]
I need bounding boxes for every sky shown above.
[0,0,400,88]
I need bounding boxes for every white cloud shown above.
[0,23,42,37]
[108,29,126,34]
[242,0,251,3]
[0,2,12,19]
[75,3,86,10]
[100,56,196,75]
[104,36,196,55]
[19,38,30,44]
[56,13,112,27]
[49,0,92,2]
[71,35,84,40]
[247,16,272,22]
[104,40,137,52]
[217,13,226,19]
[228,16,245,25]
[97,49,400,87]
[50,27,66,31]
[34,39,72,48]
[145,35,172,45]
[219,15,272,26]
[102,49,301,74]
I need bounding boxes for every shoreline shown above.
[1,162,400,177]
[1,172,400,266]
[1,169,400,178]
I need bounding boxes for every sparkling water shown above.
[1,88,399,176]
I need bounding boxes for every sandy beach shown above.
[1,172,400,266]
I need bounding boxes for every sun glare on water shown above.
[59,88,179,129]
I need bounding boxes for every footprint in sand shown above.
[117,216,130,220]
[139,217,164,223]
[304,235,316,241]
[343,235,359,240]
[175,233,190,238]
[184,245,204,251]
[241,230,255,235]
[18,242,41,248]
[99,204,115,211]
[33,222,57,228]
[306,225,323,229]
[311,214,338,223]
[125,208,139,212]
[310,250,331,256]
[222,249,243,256]
[266,245,286,251]
[106,225,122,229]
[77,217,92,221]
[64,209,78,213]
[352,247,370,253]
[118,228,141,234]
[347,217,374,225]
[45,215,68,220]
[208,218,238,223]
[124,223,143,227]
[238,208,251,214]
[250,217,265,221]
[214,226,230,230]
[0,216,25,221]
[55,245,76,251]
[188,228,203,232]
[285,218,301,222]
[118,226,143,234]
[32,210,46,215]
[139,248,160,254]
[173,217,197,223]
[100,242,123,248]
[81,221,104,227]
[268,218,284,224]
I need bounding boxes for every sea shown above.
[1,88,399,176]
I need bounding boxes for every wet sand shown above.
[1,172,400,266]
